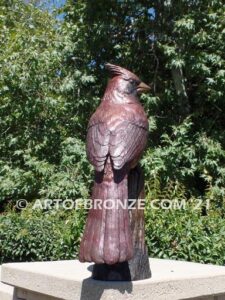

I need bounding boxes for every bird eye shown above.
[129,79,136,85]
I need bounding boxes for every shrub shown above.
[0,205,85,264]
[145,204,225,265]
[1,194,225,265]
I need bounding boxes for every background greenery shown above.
[0,0,225,264]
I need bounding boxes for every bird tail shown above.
[79,159,133,265]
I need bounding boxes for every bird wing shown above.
[87,119,148,172]
[86,122,110,172]
[109,120,148,170]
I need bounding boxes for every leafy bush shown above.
[0,205,85,264]
[145,202,225,265]
[1,198,225,265]
[143,178,225,265]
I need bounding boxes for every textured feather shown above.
[86,123,110,171]
[79,161,133,264]
[110,121,148,169]
[105,63,140,82]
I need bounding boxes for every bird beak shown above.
[137,82,151,94]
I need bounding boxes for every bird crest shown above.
[105,63,140,81]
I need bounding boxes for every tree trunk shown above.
[171,66,190,116]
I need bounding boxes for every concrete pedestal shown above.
[0,267,14,300]
[1,258,225,300]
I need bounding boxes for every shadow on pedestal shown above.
[80,265,133,300]
[80,264,133,300]
[80,277,133,300]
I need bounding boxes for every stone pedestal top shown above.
[1,258,225,300]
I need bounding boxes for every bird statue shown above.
[79,63,150,271]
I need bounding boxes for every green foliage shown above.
[0,0,225,265]
[144,178,225,265]
[40,138,93,199]
[1,0,224,204]
[0,205,85,264]
[0,0,94,207]
[142,117,225,200]
[63,0,225,200]
[145,204,225,265]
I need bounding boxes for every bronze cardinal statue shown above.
[79,63,150,265]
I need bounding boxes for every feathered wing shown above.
[109,120,148,169]
[86,122,110,172]
[79,118,148,264]
[86,119,148,171]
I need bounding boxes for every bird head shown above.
[105,63,150,99]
